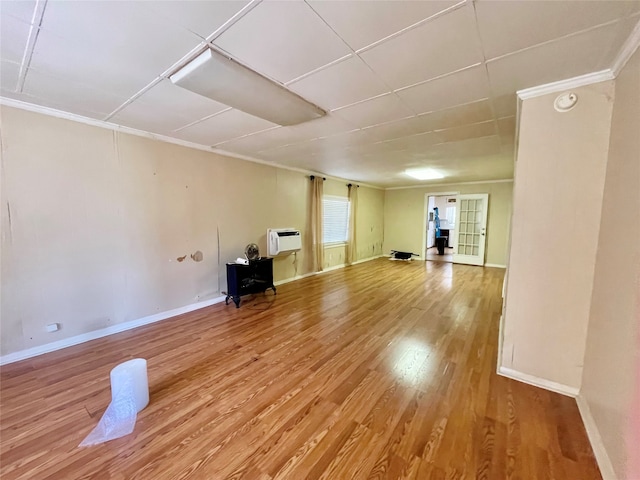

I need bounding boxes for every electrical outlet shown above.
[46,323,60,333]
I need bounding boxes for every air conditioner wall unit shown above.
[267,228,302,256]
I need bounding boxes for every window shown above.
[323,195,349,244]
[446,206,456,226]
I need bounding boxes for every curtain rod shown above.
[309,175,326,181]
[347,183,360,188]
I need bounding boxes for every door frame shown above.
[422,191,459,260]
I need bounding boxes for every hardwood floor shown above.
[0,259,601,479]
[425,247,453,263]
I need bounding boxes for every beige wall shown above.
[0,106,384,356]
[580,49,640,479]
[355,185,385,261]
[501,81,615,390]
[318,180,384,269]
[383,181,513,265]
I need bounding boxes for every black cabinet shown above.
[225,258,276,308]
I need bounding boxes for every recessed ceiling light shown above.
[405,168,445,180]
[170,48,326,126]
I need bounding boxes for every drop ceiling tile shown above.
[333,93,414,128]
[395,65,491,114]
[30,2,203,98]
[214,1,351,83]
[138,1,250,39]
[110,80,229,133]
[1,14,30,64]
[287,56,391,110]
[408,99,494,134]
[282,114,358,143]
[492,94,518,117]
[429,135,502,158]
[359,5,484,89]
[487,18,637,96]
[258,140,320,161]
[361,148,409,163]
[313,129,377,149]
[228,115,357,155]
[497,116,516,138]
[382,131,442,152]
[22,68,131,118]
[215,127,289,154]
[434,120,497,143]
[173,109,277,146]
[0,1,36,23]
[360,117,424,142]
[476,0,640,60]
[348,141,399,156]
[307,0,456,51]
[136,80,230,116]
[0,60,20,96]
[501,140,516,153]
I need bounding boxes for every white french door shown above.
[453,194,488,266]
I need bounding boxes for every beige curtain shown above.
[346,184,358,265]
[310,176,324,272]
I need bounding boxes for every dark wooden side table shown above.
[225,258,276,308]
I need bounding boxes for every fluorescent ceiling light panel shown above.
[170,48,326,126]
[405,168,445,180]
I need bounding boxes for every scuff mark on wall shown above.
[177,255,187,262]
[191,250,203,262]
[6,202,12,243]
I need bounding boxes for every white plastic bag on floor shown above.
[79,359,149,447]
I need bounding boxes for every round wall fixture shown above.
[554,92,578,112]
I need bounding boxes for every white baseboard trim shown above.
[497,366,579,397]
[575,395,617,480]
[485,263,507,268]
[322,263,347,273]
[0,295,226,366]
[351,254,385,265]
[1,255,387,365]
[273,271,316,286]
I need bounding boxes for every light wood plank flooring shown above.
[425,247,453,263]
[0,259,601,479]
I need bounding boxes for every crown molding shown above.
[385,178,514,191]
[515,16,640,101]
[0,96,216,152]
[0,97,383,190]
[611,16,640,77]
[516,69,615,100]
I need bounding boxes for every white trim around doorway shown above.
[422,191,459,262]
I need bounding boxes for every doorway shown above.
[425,193,457,263]
[422,192,490,266]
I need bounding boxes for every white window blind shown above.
[323,195,349,244]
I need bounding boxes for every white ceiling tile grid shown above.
[27,2,206,100]
[173,109,277,146]
[287,55,391,111]
[306,0,458,52]
[395,65,491,115]
[358,5,485,90]
[110,80,230,135]
[213,1,352,84]
[0,0,637,187]
[332,93,416,128]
